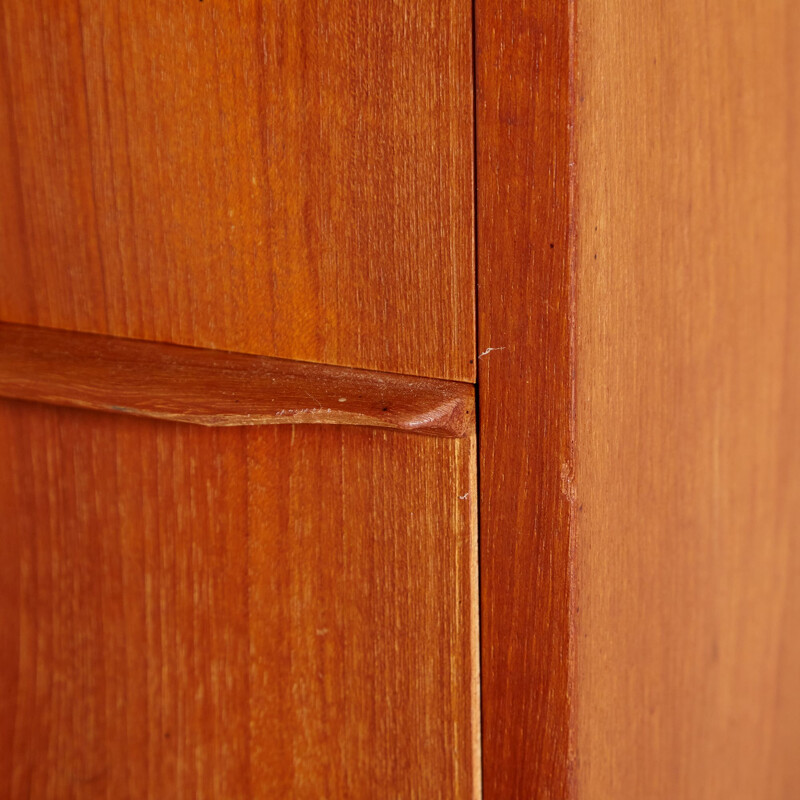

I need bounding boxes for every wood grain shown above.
[0,323,475,437]
[478,0,799,797]
[0,400,480,798]
[0,0,474,382]
[575,0,800,797]
[475,1,575,797]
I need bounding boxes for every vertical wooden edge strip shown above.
[566,2,579,795]
[468,431,483,799]
[476,0,577,797]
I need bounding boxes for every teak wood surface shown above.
[574,1,800,797]
[476,1,574,798]
[2,0,800,797]
[0,0,475,382]
[0,401,480,798]
[477,0,800,797]
[0,323,475,437]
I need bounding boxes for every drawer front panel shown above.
[0,401,479,798]
[0,1,475,381]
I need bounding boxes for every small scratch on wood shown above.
[478,346,506,359]
[560,462,577,503]
[275,408,333,417]
[459,492,469,500]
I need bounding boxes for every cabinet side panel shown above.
[576,0,800,796]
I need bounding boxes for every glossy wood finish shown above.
[575,1,800,797]
[476,2,575,797]
[0,1,474,381]
[0,401,480,798]
[0,323,475,437]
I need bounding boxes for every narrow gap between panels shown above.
[470,0,486,797]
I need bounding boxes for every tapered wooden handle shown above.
[0,323,475,437]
